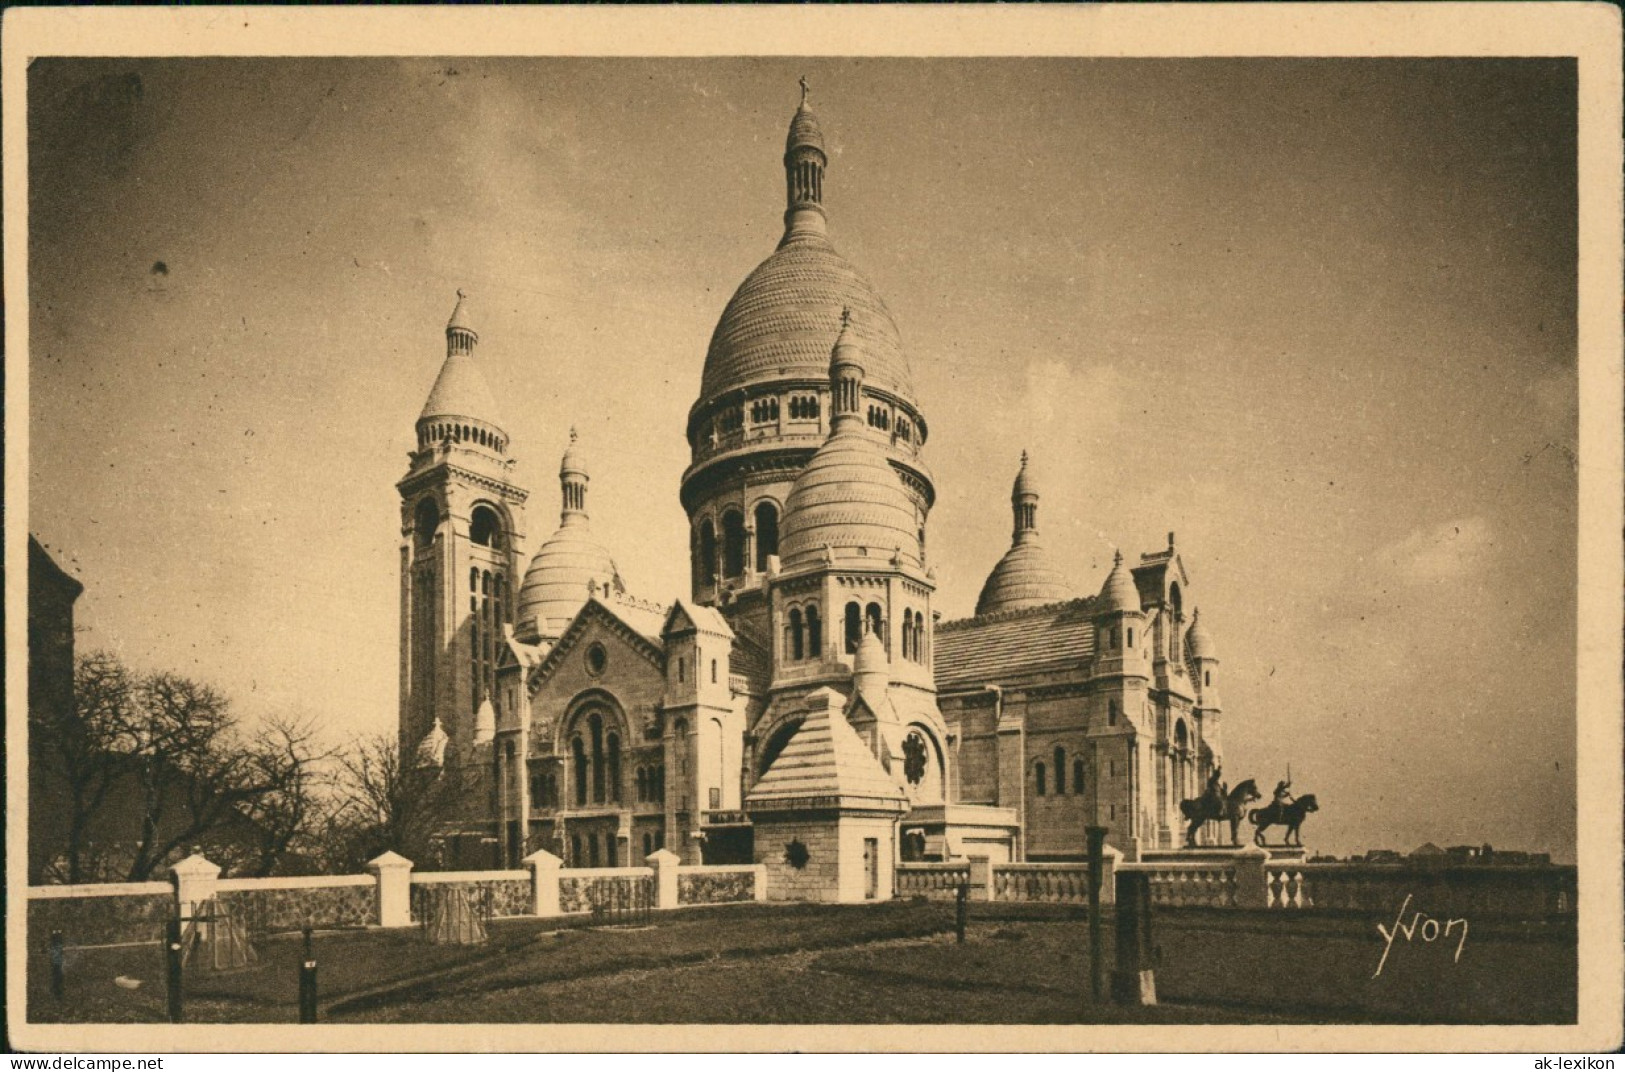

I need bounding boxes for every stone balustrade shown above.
[894,862,970,900]
[1264,862,1578,918]
[993,863,1094,904]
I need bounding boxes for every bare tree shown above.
[29,651,138,883]
[218,716,336,877]
[324,735,466,873]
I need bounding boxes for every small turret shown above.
[1187,607,1221,710]
[782,76,829,243]
[852,627,890,700]
[1093,549,1149,680]
[473,694,496,746]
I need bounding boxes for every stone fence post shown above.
[523,849,562,917]
[968,856,995,902]
[648,849,680,911]
[1233,844,1270,908]
[169,852,221,923]
[367,851,414,927]
[1100,844,1122,906]
[752,863,768,902]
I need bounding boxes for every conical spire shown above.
[417,290,506,449]
[782,78,829,244]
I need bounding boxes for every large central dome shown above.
[700,236,915,403]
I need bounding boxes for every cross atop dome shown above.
[799,75,810,108]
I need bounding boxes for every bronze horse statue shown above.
[1179,777,1261,848]
[1250,793,1319,846]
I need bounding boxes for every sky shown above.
[26,57,1578,861]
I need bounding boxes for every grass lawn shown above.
[27,900,1306,1025]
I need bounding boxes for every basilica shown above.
[396,86,1228,901]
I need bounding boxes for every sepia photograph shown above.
[7,4,1621,1055]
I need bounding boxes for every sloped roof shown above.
[745,689,906,809]
[935,597,1097,690]
[662,598,733,638]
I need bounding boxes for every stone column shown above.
[648,848,680,911]
[523,848,562,917]
[368,851,414,928]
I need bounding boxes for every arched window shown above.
[844,602,862,654]
[677,657,686,683]
[1174,719,1188,752]
[1054,747,1067,794]
[1035,762,1047,797]
[607,733,621,803]
[1108,699,1119,727]
[806,603,822,658]
[697,521,717,587]
[1127,627,1135,648]
[414,498,440,550]
[754,501,779,572]
[653,764,665,801]
[572,736,588,806]
[570,833,582,865]
[1073,758,1085,795]
[606,836,617,867]
[711,659,718,684]
[636,767,647,803]
[900,611,912,661]
[865,602,884,647]
[722,510,746,578]
[789,608,804,660]
[588,835,600,867]
[643,833,653,856]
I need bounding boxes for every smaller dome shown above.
[1186,609,1217,660]
[1012,450,1038,500]
[778,432,920,568]
[560,426,586,477]
[786,79,824,154]
[446,289,476,336]
[976,540,1075,616]
[1097,550,1140,614]
[516,522,621,641]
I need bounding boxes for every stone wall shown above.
[410,871,532,921]
[26,883,171,946]
[677,865,760,905]
[558,868,655,914]
[216,877,377,933]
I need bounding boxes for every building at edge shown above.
[396,87,1229,901]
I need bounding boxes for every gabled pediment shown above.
[527,596,665,697]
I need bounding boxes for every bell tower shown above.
[398,292,529,762]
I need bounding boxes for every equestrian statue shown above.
[1178,767,1261,848]
[1249,775,1319,846]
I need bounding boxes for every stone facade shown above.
[397,84,1235,895]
